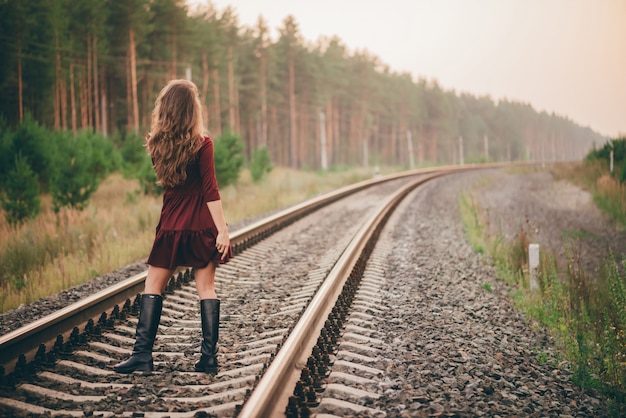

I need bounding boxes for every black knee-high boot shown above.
[114,294,163,373]
[194,299,220,373]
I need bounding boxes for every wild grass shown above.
[460,184,626,415]
[459,194,486,255]
[0,167,374,313]
[552,161,626,229]
[0,175,162,312]
[219,166,373,222]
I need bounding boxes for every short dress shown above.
[147,136,232,269]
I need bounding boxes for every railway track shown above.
[0,165,499,417]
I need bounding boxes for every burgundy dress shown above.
[147,136,232,269]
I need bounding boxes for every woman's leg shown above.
[145,265,176,294]
[113,266,174,373]
[194,262,220,373]
[195,262,217,299]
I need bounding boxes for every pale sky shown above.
[190,0,626,138]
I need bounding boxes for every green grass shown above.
[533,349,550,365]
[459,177,626,415]
[459,194,487,255]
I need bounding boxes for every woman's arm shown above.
[207,200,230,260]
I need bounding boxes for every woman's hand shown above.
[206,200,230,261]
[215,229,230,260]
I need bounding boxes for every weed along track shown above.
[1,164,608,417]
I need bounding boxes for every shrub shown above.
[0,116,11,189]
[1,153,41,225]
[250,146,273,182]
[587,138,625,163]
[6,114,56,191]
[79,130,123,178]
[137,156,163,196]
[587,138,626,182]
[114,132,163,195]
[49,131,102,212]
[214,132,244,188]
[621,161,626,184]
[119,132,147,177]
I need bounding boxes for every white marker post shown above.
[529,243,540,292]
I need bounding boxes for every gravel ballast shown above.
[1,166,622,417]
[371,168,615,416]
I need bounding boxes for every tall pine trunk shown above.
[201,50,209,123]
[211,66,221,136]
[70,63,77,134]
[431,132,438,162]
[227,44,238,133]
[358,81,368,166]
[235,75,240,134]
[325,98,333,166]
[126,51,133,131]
[373,112,381,164]
[297,95,307,168]
[93,35,101,132]
[398,106,407,166]
[259,45,267,148]
[348,113,356,164]
[332,98,340,166]
[390,122,397,166]
[87,34,93,128]
[100,67,107,136]
[247,116,255,158]
[288,45,297,168]
[129,27,139,133]
[270,106,280,164]
[18,38,23,122]
[54,30,61,130]
[80,70,88,129]
[60,74,67,130]
[142,70,150,128]
[171,31,177,79]
[418,124,424,165]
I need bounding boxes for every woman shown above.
[114,79,232,374]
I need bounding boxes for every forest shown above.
[0,0,607,170]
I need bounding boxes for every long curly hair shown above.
[146,79,206,188]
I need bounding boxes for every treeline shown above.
[0,0,605,169]
[587,138,626,183]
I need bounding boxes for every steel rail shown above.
[238,171,445,417]
[0,167,417,374]
[0,163,508,375]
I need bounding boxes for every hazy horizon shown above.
[188,0,625,139]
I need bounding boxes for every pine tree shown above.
[1,153,41,225]
[213,131,244,187]
[250,146,272,182]
[50,131,101,212]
